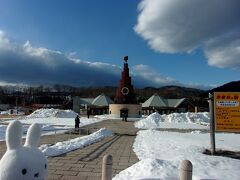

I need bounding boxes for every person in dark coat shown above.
[121,111,125,121]
[87,108,90,119]
[75,115,80,129]
[124,111,128,122]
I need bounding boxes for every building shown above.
[73,93,113,115]
[142,93,194,115]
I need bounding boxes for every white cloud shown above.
[0,30,11,50]
[135,0,240,69]
[204,34,240,68]
[0,81,18,86]
[132,64,178,86]
[22,41,64,68]
[0,31,122,86]
[0,30,211,89]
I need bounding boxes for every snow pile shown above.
[135,112,209,129]
[0,109,25,115]
[114,130,240,180]
[27,108,77,118]
[147,112,162,121]
[136,130,239,180]
[40,128,113,157]
[162,112,209,124]
[114,158,178,180]
[0,116,108,141]
[135,112,162,129]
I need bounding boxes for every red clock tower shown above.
[109,56,141,118]
[115,56,135,104]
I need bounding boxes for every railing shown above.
[101,154,193,180]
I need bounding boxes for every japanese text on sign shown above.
[214,92,240,132]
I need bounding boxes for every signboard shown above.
[214,92,240,132]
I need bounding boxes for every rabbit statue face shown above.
[0,121,48,180]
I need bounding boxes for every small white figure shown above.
[0,120,48,180]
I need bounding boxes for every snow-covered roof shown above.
[142,93,167,107]
[91,93,114,106]
[142,94,186,108]
[165,98,186,108]
[79,98,94,105]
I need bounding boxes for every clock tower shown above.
[109,56,141,118]
[115,56,135,104]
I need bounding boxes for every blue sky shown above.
[0,0,239,89]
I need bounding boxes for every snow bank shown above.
[135,112,162,129]
[121,130,240,180]
[0,109,25,115]
[39,128,113,157]
[113,158,178,180]
[27,108,78,118]
[161,112,209,124]
[135,112,209,129]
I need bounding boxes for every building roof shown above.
[91,93,114,106]
[142,93,167,107]
[79,98,94,105]
[142,94,186,108]
[165,98,186,108]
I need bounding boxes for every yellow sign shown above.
[214,92,240,132]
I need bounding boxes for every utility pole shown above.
[16,96,18,115]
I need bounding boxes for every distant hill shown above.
[71,85,206,106]
[0,84,207,106]
[135,86,205,102]
[209,81,240,93]
[69,85,206,102]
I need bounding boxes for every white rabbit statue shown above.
[0,120,48,180]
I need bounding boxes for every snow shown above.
[26,108,77,118]
[0,108,107,141]
[0,109,25,115]
[39,128,113,157]
[135,112,210,129]
[114,158,178,180]
[114,130,240,180]
[1,109,240,180]
[113,112,240,180]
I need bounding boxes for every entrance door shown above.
[120,108,128,118]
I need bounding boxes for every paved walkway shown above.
[0,120,139,180]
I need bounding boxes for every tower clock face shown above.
[121,87,129,95]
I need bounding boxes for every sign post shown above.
[208,93,216,155]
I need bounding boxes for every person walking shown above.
[124,111,128,122]
[75,115,80,130]
[121,111,125,121]
[87,108,90,119]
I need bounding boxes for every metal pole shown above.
[180,160,192,180]
[54,130,57,144]
[208,93,216,155]
[102,154,113,180]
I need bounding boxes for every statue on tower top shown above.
[123,56,128,63]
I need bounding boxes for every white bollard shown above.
[102,154,113,180]
[180,160,193,180]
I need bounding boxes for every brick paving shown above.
[0,120,139,180]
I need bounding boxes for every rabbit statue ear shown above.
[24,123,41,147]
[6,120,23,150]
